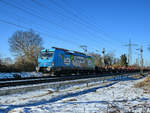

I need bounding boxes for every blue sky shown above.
[0,0,150,65]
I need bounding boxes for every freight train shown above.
[36,47,147,75]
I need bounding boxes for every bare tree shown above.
[89,52,102,67]
[113,58,120,66]
[8,29,43,71]
[89,51,118,67]
[2,57,13,65]
[104,52,115,66]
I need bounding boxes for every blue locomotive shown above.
[36,47,95,75]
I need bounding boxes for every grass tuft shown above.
[135,76,150,92]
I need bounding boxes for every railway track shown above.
[0,72,148,96]
[0,72,139,88]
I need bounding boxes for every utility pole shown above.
[123,40,138,65]
[136,58,138,66]
[136,54,140,66]
[140,45,144,75]
[135,49,140,67]
[136,45,144,75]
[102,48,105,67]
[80,45,87,54]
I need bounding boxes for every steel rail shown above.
[0,72,139,88]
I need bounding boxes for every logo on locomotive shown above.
[64,57,71,65]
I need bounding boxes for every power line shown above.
[31,0,112,46]
[0,0,107,49]
[50,0,109,40]
[0,3,87,46]
[136,45,144,75]
[32,0,118,49]
[0,5,71,43]
[123,39,138,65]
[0,0,91,46]
[50,0,120,44]
[0,19,28,29]
[0,19,83,46]
[0,0,68,29]
[0,0,120,51]
[50,0,102,34]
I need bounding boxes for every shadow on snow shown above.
[0,75,145,113]
[0,82,117,113]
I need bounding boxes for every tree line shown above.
[89,52,128,68]
[0,29,128,72]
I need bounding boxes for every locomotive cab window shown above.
[40,51,53,59]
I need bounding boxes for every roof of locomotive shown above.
[40,47,93,58]
[52,47,90,56]
[52,47,70,52]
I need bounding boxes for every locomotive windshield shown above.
[39,51,53,59]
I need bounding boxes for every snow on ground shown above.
[0,75,150,113]
[0,72,43,79]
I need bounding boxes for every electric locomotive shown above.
[36,47,95,75]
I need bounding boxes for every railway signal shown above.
[136,45,144,75]
[102,48,105,67]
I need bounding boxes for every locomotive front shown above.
[36,49,55,72]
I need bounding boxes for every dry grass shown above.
[67,98,77,101]
[132,74,144,79]
[21,90,54,100]
[8,110,24,113]
[135,77,150,92]
[31,90,54,98]
[63,98,77,103]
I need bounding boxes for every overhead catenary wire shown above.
[49,0,110,41]
[0,0,119,52]
[0,19,83,47]
[0,0,104,49]
[62,0,114,38]
[0,5,87,47]
[49,0,120,44]
[31,0,117,49]
[31,0,112,47]
[0,0,89,46]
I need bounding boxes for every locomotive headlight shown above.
[51,62,54,66]
[47,67,51,71]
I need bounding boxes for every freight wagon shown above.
[36,47,95,75]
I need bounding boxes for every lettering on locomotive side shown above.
[72,56,87,67]
[63,54,93,67]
